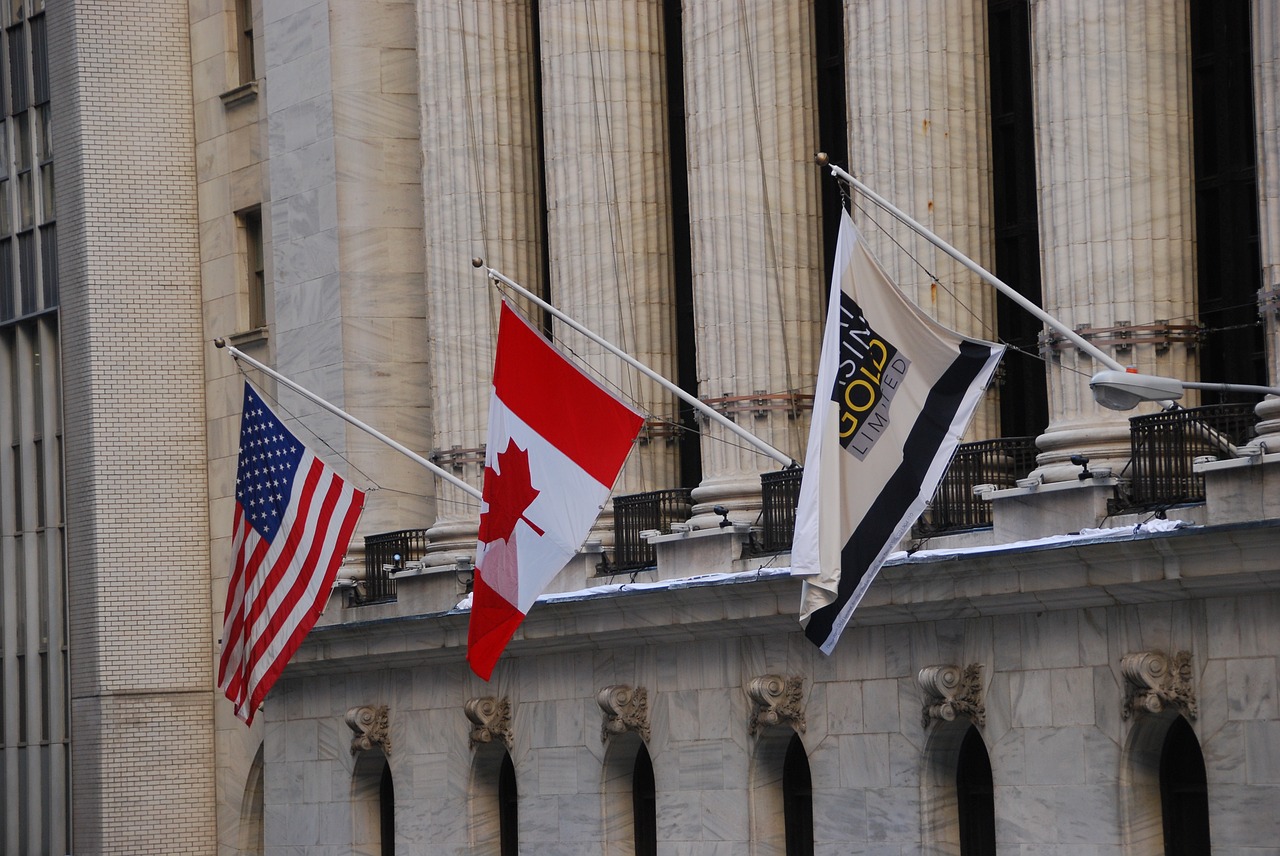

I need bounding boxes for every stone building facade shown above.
[3,0,1278,852]
[199,0,1280,853]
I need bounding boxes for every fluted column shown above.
[1030,0,1198,481]
[538,0,679,506]
[683,0,823,524]
[846,0,998,439]
[420,1,544,553]
[1254,1,1280,436]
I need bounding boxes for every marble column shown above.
[846,0,999,440]
[1029,0,1198,482]
[1252,1,1280,438]
[682,0,824,525]
[327,0,433,537]
[419,1,545,554]
[537,0,680,504]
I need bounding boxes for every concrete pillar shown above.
[1029,0,1198,481]
[1253,0,1280,438]
[538,0,680,506]
[419,0,544,554]
[846,0,999,440]
[682,0,823,525]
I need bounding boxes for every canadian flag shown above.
[468,300,644,679]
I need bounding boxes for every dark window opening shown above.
[239,207,265,329]
[633,744,657,856]
[662,0,702,490]
[1191,0,1262,398]
[813,0,848,291]
[783,734,813,856]
[499,752,518,856]
[988,0,1047,438]
[957,725,997,855]
[236,0,256,84]
[379,762,395,856]
[1160,717,1211,856]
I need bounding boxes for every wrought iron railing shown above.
[1122,403,1258,510]
[760,467,804,552]
[915,436,1040,535]
[360,529,430,604]
[610,488,693,572]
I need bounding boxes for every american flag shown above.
[218,382,365,725]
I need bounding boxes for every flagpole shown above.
[476,261,797,468]
[214,339,485,500]
[820,157,1131,375]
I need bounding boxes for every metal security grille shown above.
[1125,403,1257,510]
[761,467,804,552]
[361,529,430,604]
[916,437,1039,535]
[611,489,693,572]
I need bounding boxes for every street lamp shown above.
[1089,370,1280,412]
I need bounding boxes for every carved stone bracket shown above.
[597,685,650,743]
[917,664,985,729]
[747,674,805,736]
[465,696,513,750]
[1121,650,1198,721]
[346,705,391,756]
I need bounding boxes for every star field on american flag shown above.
[235,391,304,542]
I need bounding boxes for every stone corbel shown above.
[747,674,805,736]
[346,705,391,756]
[465,696,513,750]
[918,664,985,729]
[1121,650,1197,720]
[597,685,650,743]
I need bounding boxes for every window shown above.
[235,0,256,84]
[238,207,265,330]
[813,0,848,291]
[988,0,1047,438]
[633,744,657,856]
[379,762,395,856]
[1160,717,1210,855]
[1191,0,1262,395]
[956,725,997,855]
[783,734,813,856]
[499,752,518,856]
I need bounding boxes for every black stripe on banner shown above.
[804,340,996,650]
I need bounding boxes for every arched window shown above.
[1160,717,1210,855]
[379,761,395,856]
[956,725,996,855]
[783,733,813,856]
[633,743,657,856]
[499,751,518,856]
[353,752,393,855]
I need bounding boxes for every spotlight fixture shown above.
[713,504,732,528]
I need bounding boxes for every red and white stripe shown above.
[218,451,364,723]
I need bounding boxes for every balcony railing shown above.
[360,529,430,604]
[1122,403,1258,510]
[914,436,1039,535]
[610,488,693,572]
[761,467,804,552]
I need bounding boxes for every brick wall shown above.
[49,0,216,850]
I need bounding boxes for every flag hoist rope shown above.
[819,156,1131,375]
[817,158,1242,457]
[477,260,797,468]
[215,339,485,500]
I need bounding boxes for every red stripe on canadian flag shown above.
[467,301,643,680]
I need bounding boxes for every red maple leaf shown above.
[478,439,545,544]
